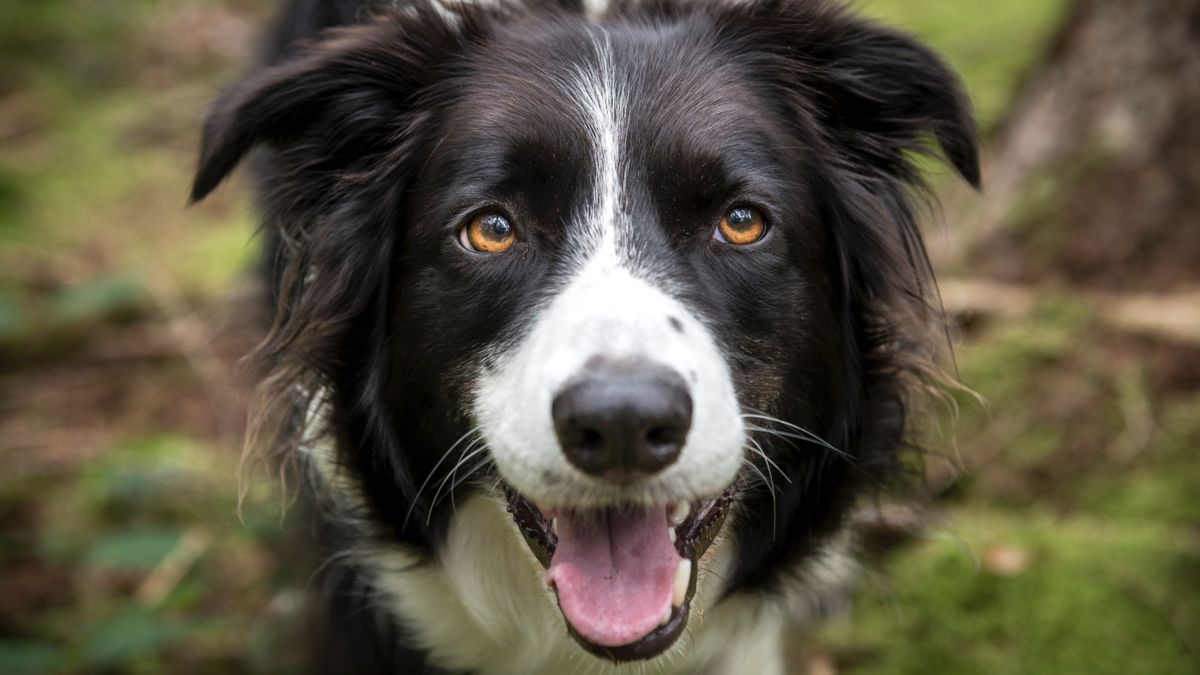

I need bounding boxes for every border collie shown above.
[192,0,978,672]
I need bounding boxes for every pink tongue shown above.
[547,506,682,647]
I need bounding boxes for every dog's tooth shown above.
[551,517,558,536]
[668,526,676,544]
[672,559,691,608]
[669,501,690,526]
[659,605,672,627]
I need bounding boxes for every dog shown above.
[191,0,978,672]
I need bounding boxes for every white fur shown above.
[473,35,745,511]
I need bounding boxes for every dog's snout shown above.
[552,362,692,483]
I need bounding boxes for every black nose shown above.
[552,361,692,483]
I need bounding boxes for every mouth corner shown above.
[502,485,733,661]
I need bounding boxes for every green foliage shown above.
[84,529,184,573]
[0,642,67,675]
[8,431,293,673]
[78,608,184,669]
[0,289,28,341]
[49,274,145,324]
[818,511,1200,675]
[1079,394,1200,525]
[0,277,148,362]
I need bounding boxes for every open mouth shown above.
[504,486,732,661]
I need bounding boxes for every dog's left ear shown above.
[751,3,981,188]
[819,21,980,187]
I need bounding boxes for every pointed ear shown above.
[190,13,463,202]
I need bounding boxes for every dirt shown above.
[973,114,1200,292]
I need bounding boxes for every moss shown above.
[1077,394,1200,525]
[813,510,1200,675]
[952,294,1092,410]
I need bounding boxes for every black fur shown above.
[193,0,977,671]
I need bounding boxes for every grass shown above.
[817,508,1199,675]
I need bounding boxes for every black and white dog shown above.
[192,0,978,671]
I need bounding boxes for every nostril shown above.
[646,426,681,449]
[564,426,605,458]
[578,428,603,450]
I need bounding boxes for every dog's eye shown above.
[461,213,516,253]
[715,207,766,245]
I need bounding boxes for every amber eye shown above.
[460,213,516,253]
[715,206,766,245]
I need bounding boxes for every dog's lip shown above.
[503,486,732,661]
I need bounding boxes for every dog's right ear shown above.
[190,51,338,202]
[191,12,464,202]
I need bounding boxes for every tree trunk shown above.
[942,0,1200,292]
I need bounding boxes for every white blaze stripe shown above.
[570,34,625,269]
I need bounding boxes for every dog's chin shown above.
[503,485,733,662]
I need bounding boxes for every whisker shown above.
[488,474,505,495]
[739,458,773,495]
[744,412,888,489]
[403,427,484,528]
[445,457,494,514]
[742,410,830,438]
[744,437,781,541]
[746,436,791,484]
[745,443,775,498]
[743,417,852,460]
[742,413,843,450]
[745,424,845,456]
[425,441,489,525]
[739,455,777,539]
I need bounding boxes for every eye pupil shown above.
[463,212,517,253]
[484,215,511,238]
[728,208,753,227]
[716,206,766,245]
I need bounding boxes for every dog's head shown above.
[193,0,977,662]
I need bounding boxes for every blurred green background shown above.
[0,1,1196,673]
